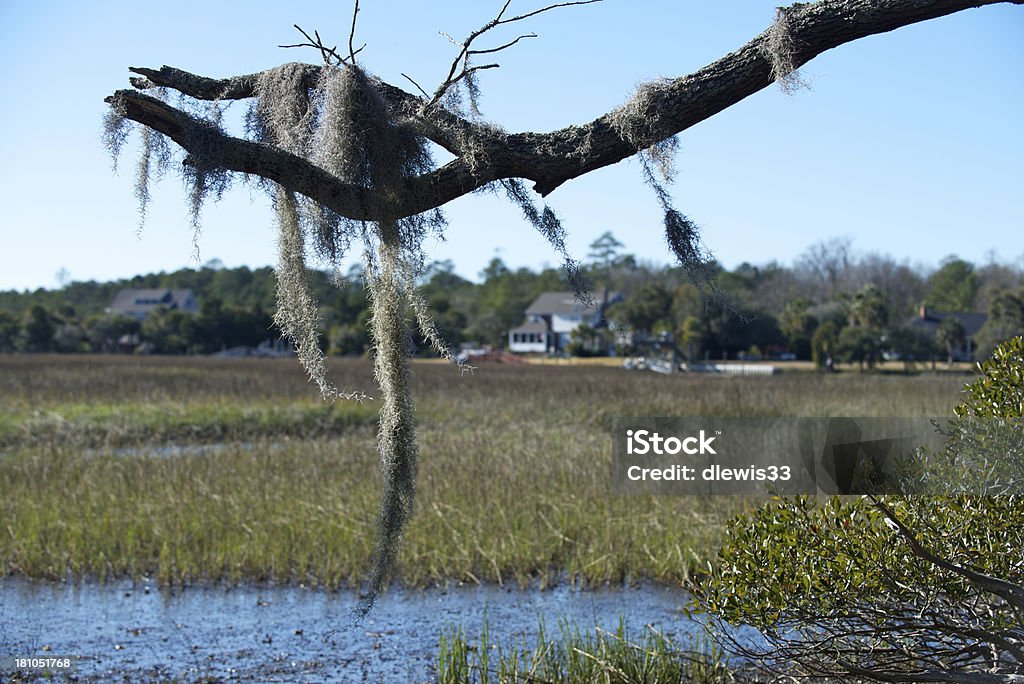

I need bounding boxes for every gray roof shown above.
[909,310,988,338]
[510,320,549,334]
[109,289,198,318]
[525,291,618,316]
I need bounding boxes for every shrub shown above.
[697,337,1024,681]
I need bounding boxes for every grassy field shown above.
[0,354,972,589]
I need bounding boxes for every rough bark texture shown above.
[107,0,1022,221]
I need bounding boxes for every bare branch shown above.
[468,33,537,56]
[429,0,603,107]
[438,31,462,49]
[348,0,360,65]
[401,73,430,99]
[441,63,500,94]
[494,0,602,27]
[279,24,342,65]
[279,24,364,66]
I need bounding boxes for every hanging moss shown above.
[250,62,459,611]
[100,104,133,173]
[763,6,810,94]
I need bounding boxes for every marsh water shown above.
[1,578,709,682]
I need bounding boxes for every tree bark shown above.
[106,0,1021,221]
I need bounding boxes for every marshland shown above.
[0,354,970,681]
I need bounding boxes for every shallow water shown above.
[1,578,708,682]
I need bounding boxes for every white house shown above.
[508,291,620,354]
[107,289,200,320]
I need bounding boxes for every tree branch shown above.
[871,496,1024,613]
[428,0,603,107]
[105,89,388,219]
[348,0,361,65]
[112,0,1022,219]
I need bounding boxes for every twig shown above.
[429,0,603,107]
[348,0,360,64]
[401,73,430,99]
[446,63,500,91]
[499,0,602,26]
[439,31,462,48]
[469,33,537,56]
[280,24,364,66]
[280,24,341,65]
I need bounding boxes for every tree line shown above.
[2,237,1022,364]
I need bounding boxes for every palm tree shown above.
[936,316,967,365]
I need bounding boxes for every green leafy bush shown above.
[956,335,1024,419]
[698,337,1024,681]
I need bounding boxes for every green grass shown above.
[437,615,733,684]
[0,354,970,588]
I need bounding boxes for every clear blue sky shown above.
[1,1,1021,292]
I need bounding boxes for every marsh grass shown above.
[0,355,967,588]
[437,615,732,684]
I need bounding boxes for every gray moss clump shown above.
[361,233,417,615]
[251,62,453,612]
[609,78,675,153]
[272,187,356,401]
[608,77,718,289]
[501,179,589,300]
[101,104,133,173]
[763,6,810,94]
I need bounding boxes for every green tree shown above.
[925,256,979,312]
[52,322,89,353]
[18,305,54,352]
[329,320,371,356]
[884,324,937,372]
[607,281,673,335]
[955,335,1024,419]
[416,263,473,353]
[86,314,140,353]
[936,315,967,364]
[586,231,625,272]
[567,323,602,357]
[710,309,783,360]
[0,311,19,352]
[778,298,817,360]
[838,324,881,370]
[975,286,1024,360]
[846,283,889,330]
[810,320,839,370]
[679,315,707,362]
[140,307,194,354]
